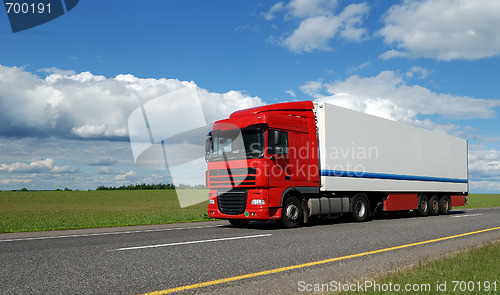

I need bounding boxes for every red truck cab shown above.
[206,101,319,227]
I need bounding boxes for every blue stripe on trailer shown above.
[320,170,468,184]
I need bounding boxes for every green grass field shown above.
[0,192,498,233]
[455,194,500,209]
[0,190,210,233]
[337,240,500,294]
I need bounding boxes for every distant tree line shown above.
[96,183,206,190]
[96,183,175,190]
[13,187,77,192]
[7,183,206,192]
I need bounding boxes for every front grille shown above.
[218,190,247,215]
[209,167,257,188]
[210,167,256,176]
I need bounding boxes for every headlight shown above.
[251,199,265,205]
[208,199,215,205]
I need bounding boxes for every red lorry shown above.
[205,101,468,228]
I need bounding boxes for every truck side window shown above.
[268,130,288,154]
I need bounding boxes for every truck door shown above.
[268,130,290,181]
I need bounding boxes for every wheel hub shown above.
[421,201,427,211]
[356,202,366,217]
[286,204,299,221]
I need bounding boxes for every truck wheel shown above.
[439,195,451,215]
[414,194,429,217]
[428,195,440,216]
[228,219,250,227]
[352,194,369,222]
[281,196,303,228]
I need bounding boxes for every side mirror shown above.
[273,130,284,154]
[205,137,211,161]
[273,130,281,146]
[205,137,211,153]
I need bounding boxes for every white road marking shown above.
[451,213,483,218]
[0,224,225,243]
[111,233,273,251]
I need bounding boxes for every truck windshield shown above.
[208,129,265,162]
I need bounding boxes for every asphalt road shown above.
[0,207,499,295]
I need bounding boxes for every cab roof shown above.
[229,101,314,118]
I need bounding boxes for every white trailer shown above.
[315,102,468,193]
[307,102,468,222]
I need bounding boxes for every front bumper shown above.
[207,189,282,220]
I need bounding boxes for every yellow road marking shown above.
[139,226,500,295]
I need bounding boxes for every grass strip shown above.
[0,190,211,233]
[336,240,500,294]
[455,194,500,209]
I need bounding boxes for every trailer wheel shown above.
[228,219,250,227]
[428,195,440,216]
[352,194,370,222]
[281,196,303,228]
[414,194,429,217]
[439,195,451,215]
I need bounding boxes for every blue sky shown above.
[1,0,499,193]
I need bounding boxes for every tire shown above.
[281,196,303,228]
[228,219,250,227]
[414,194,429,217]
[428,195,440,216]
[439,195,451,215]
[352,194,370,222]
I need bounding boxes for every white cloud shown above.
[306,71,500,125]
[0,136,140,190]
[262,2,285,20]
[0,65,263,140]
[0,158,78,174]
[50,165,80,174]
[287,0,338,18]
[0,158,53,173]
[0,136,132,169]
[264,1,369,52]
[97,167,113,174]
[468,148,500,178]
[71,124,107,138]
[379,0,500,60]
[468,147,500,192]
[285,3,369,52]
[0,65,264,192]
[405,66,429,79]
[347,61,371,74]
[379,49,409,60]
[300,80,324,98]
[38,67,76,76]
[337,3,370,41]
[114,170,137,181]
[284,15,341,52]
[0,177,32,185]
[469,180,500,193]
[285,90,296,97]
